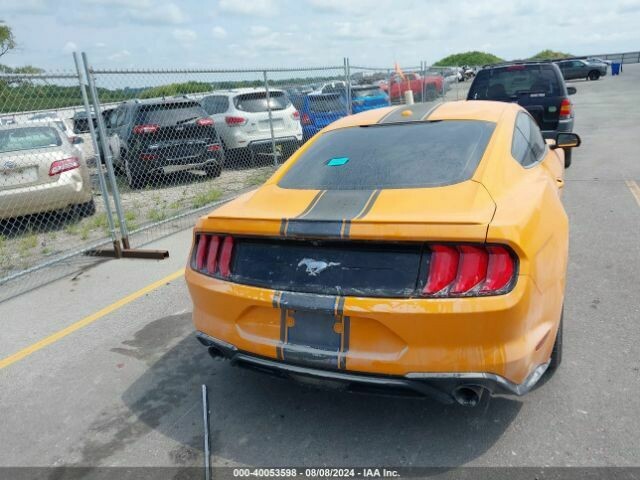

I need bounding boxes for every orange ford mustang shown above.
[186,100,581,406]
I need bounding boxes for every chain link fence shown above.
[0,69,117,300]
[84,59,350,252]
[0,51,632,301]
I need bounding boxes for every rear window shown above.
[0,126,62,153]
[234,92,290,112]
[468,65,562,100]
[278,120,495,190]
[135,102,207,126]
[201,96,229,115]
[308,95,344,113]
[352,87,385,98]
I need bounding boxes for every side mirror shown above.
[70,136,84,145]
[552,132,581,149]
[567,86,577,95]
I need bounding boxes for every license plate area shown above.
[275,292,349,370]
[0,166,38,187]
[287,310,341,352]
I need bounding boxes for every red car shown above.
[380,73,443,102]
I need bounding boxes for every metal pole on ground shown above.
[263,70,278,167]
[202,384,212,480]
[72,52,121,258]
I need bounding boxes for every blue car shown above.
[347,85,389,113]
[300,93,347,141]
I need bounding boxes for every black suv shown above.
[467,61,577,167]
[103,99,223,188]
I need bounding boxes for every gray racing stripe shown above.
[377,102,442,124]
[285,189,376,238]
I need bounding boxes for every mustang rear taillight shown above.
[193,233,233,278]
[422,244,516,297]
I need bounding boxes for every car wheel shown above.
[588,70,600,81]
[563,148,572,168]
[125,156,147,189]
[548,309,563,371]
[205,163,222,178]
[75,199,96,217]
[112,148,127,175]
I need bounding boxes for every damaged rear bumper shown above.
[196,332,549,406]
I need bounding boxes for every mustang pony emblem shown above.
[297,258,340,276]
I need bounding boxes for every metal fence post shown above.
[344,57,352,115]
[81,52,131,249]
[72,52,121,258]
[262,70,278,167]
[420,61,426,103]
[387,69,393,106]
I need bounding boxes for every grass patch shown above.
[192,188,223,209]
[246,169,274,187]
[80,222,92,240]
[147,208,168,223]
[65,223,80,236]
[18,232,38,256]
[124,211,138,230]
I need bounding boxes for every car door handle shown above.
[556,178,565,188]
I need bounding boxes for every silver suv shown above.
[556,59,607,81]
[200,88,302,167]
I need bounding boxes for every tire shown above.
[75,199,96,217]
[563,148,572,168]
[205,163,222,178]
[125,156,147,189]
[588,70,600,81]
[548,310,563,371]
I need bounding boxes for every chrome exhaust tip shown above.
[452,385,485,407]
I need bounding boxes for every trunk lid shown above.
[203,181,495,242]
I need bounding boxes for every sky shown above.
[2,0,640,72]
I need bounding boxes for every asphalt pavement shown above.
[0,65,639,472]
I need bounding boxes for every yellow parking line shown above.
[626,180,640,208]
[0,268,185,370]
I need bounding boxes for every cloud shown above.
[126,3,188,25]
[218,0,277,17]
[95,42,107,48]
[211,26,227,39]
[172,28,197,43]
[1,0,50,14]
[249,25,271,36]
[108,49,131,61]
[62,41,78,54]
[617,0,640,12]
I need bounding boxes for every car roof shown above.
[0,121,66,132]
[323,100,513,132]
[206,87,284,96]
[121,97,202,107]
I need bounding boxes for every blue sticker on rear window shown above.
[327,157,349,166]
